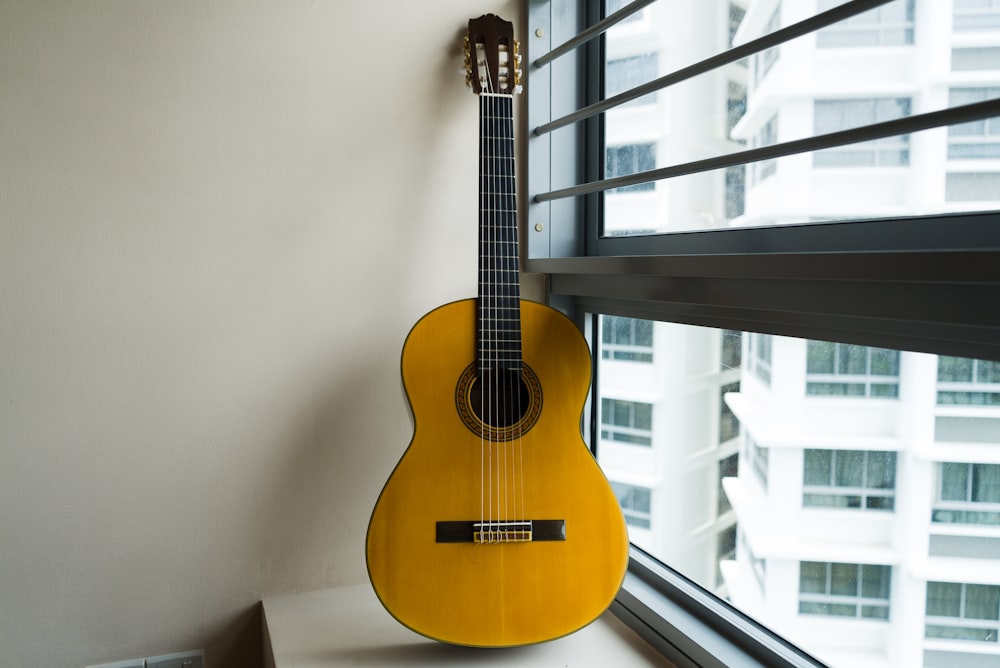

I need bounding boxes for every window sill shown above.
[262,583,674,667]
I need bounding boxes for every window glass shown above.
[595,318,1000,667]
[816,0,915,47]
[600,0,1000,236]
[953,0,1000,32]
[813,98,912,167]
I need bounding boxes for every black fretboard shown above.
[478,93,521,372]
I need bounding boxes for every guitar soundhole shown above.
[456,363,543,441]
[470,369,530,428]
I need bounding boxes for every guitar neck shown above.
[478,93,521,372]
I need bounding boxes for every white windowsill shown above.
[263,583,676,667]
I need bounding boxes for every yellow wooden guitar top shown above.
[366,299,629,646]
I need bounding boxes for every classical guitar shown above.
[365,14,629,647]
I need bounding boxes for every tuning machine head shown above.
[513,40,523,92]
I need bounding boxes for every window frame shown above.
[525,0,1000,665]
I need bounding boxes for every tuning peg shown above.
[465,71,474,88]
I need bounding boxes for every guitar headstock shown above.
[464,14,522,95]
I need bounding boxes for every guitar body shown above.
[366,298,629,647]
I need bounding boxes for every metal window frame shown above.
[524,0,1000,666]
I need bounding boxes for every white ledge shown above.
[263,583,675,667]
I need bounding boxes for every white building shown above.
[597,2,1000,667]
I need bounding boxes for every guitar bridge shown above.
[436,519,566,543]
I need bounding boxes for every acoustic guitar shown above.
[365,14,629,647]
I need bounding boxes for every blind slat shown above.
[533,0,896,137]
[534,98,1000,203]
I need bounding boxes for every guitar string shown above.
[505,88,526,542]
[478,58,488,544]
[497,90,513,540]
[482,53,496,544]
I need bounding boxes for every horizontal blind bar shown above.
[533,0,659,68]
[534,98,1000,203]
[534,0,895,136]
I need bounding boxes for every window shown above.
[803,449,897,510]
[752,7,781,88]
[527,1,1000,666]
[740,529,767,593]
[611,481,652,528]
[607,0,645,24]
[727,81,747,142]
[747,332,772,385]
[933,462,1000,526]
[746,433,769,489]
[606,53,659,106]
[752,114,778,182]
[602,315,653,362]
[799,561,892,619]
[816,0,915,47]
[949,88,1000,159]
[953,0,1000,32]
[719,382,740,443]
[946,172,1000,201]
[951,47,1000,71]
[937,356,1000,406]
[721,329,742,371]
[813,98,912,167]
[718,452,738,515]
[926,581,1000,642]
[605,143,656,192]
[601,398,653,446]
[806,341,900,397]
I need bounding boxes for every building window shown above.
[946,172,1000,201]
[926,581,1000,642]
[727,81,747,142]
[752,115,778,183]
[722,329,742,371]
[741,529,766,593]
[607,0,645,24]
[753,6,781,88]
[746,434,769,490]
[951,46,1000,71]
[933,462,1000,526]
[748,332,772,385]
[607,53,659,107]
[937,356,1000,406]
[719,382,741,443]
[953,0,1000,32]
[611,481,652,529]
[805,341,901,397]
[602,315,654,363]
[799,561,891,619]
[606,143,657,192]
[725,165,746,219]
[803,449,897,510]
[718,452,738,515]
[601,398,654,446]
[813,98,912,166]
[816,0,915,47]
[949,88,1000,159]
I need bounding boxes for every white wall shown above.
[0,1,525,666]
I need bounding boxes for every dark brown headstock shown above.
[464,14,522,95]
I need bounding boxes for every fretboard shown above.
[478,93,521,372]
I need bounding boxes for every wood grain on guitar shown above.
[365,14,629,648]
